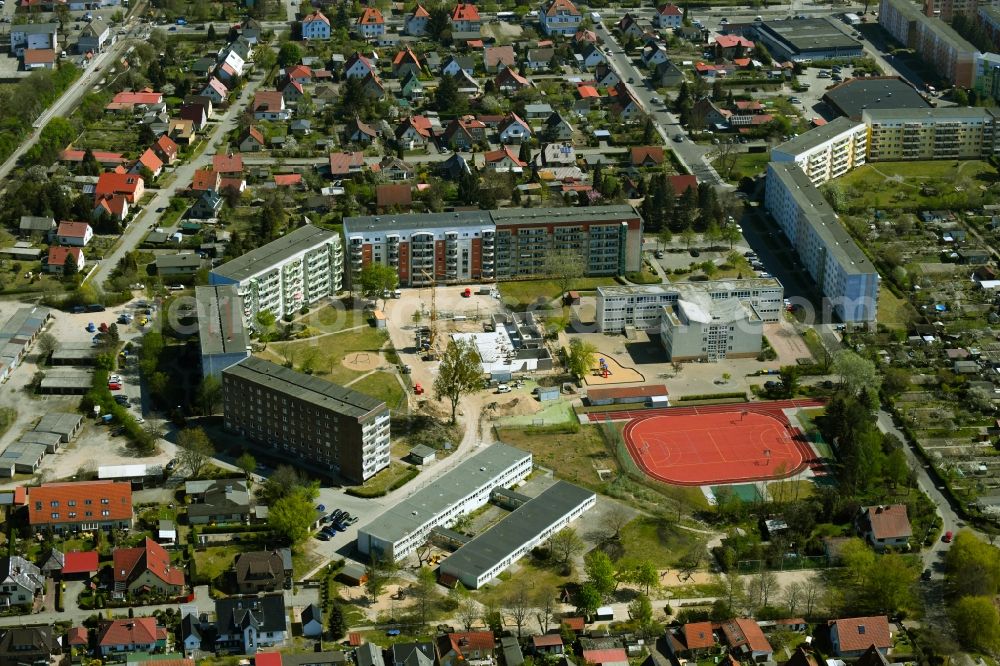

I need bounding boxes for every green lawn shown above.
[618,516,707,569]
[193,544,246,584]
[878,285,919,331]
[713,152,771,184]
[260,326,389,387]
[498,277,620,307]
[349,371,405,409]
[835,160,998,210]
[300,301,365,334]
[496,422,618,490]
[347,461,418,497]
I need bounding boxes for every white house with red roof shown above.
[252,91,289,121]
[112,537,185,599]
[97,617,167,657]
[95,172,144,203]
[23,48,55,70]
[302,10,331,40]
[154,135,179,165]
[55,221,93,247]
[131,148,163,179]
[26,480,131,532]
[46,247,85,274]
[395,116,433,149]
[539,0,581,36]
[93,195,128,222]
[200,77,229,104]
[829,616,892,658]
[719,619,773,662]
[345,52,376,79]
[438,632,496,666]
[356,7,385,39]
[484,146,526,172]
[451,4,482,32]
[655,3,683,28]
[498,113,531,143]
[495,66,532,92]
[857,504,911,551]
[405,5,430,35]
[285,64,313,85]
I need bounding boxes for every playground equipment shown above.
[599,357,610,378]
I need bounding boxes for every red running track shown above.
[605,400,824,487]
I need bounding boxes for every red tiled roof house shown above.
[112,537,185,599]
[55,221,93,247]
[46,247,85,274]
[97,617,168,657]
[26,481,133,533]
[95,172,144,204]
[857,505,911,551]
[829,616,892,659]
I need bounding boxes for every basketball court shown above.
[621,404,818,486]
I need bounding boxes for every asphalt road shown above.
[595,22,722,185]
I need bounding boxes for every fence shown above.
[735,554,831,574]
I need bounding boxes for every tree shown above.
[504,579,532,638]
[631,560,659,596]
[533,583,559,634]
[278,42,302,67]
[196,374,222,415]
[435,74,461,113]
[206,23,217,40]
[548,527,583,570]
[566,338,597,379]
[268,486,316,547]
[36,332,56,358]
[329,601,347,639]
[236,452,256,478]
[584,550,617,600]
[628,593,658,637]
[952,596,1000,653]
[543,249,585,298]
[658,228,673,249]
[778,365,799,398]
[576,582,602,616]
[63,251,78,278]
[680,225,696,249]
[411,567,439,626]
[721,223,741,249]
[945,531,1000,597]
[175,428,214,477]
[365,550,397,603]
[861,554,916,614]
[434,339,482,424]
[833,349,880,396]
[457,597,481,631]
[747,570,779,609]
[258,464,308,505]
[605,506,631,541]
[840,537,876,583]
[357,263,400,309]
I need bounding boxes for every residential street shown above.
[89,62,274,287]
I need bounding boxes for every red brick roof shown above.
[716,35,754,48]
[631,146,665,165]
[720,619,771,654]
[862,505,912,540]
[658,3,682,15]
[286,64,312,80]
[66,626,88,646]
[562,617,585,631]
[191,169,220,192]
[47,246,83,268]
[452,3,480,21]
[256,653,283,666]
[831,616,892,653]
[60,149,126,165]
[684,622,715,649]
[57,221,91,239]
[274,173,303,187]
[110,91,162,106]
[213,153,244,174]
[412,5,430,17]
[95,172,143,201]
[532,635,563,647]
[154,135,179,161]
[446,632,495,657]
[62,550,99,574]
[97,617,166,648]
[28,481,132,526]
[358,7,384,24]
[668,174,698,194]
[485,145,527,167]
[329,151,366,175]
[24,48,55,65]
[244,126,265,145]
[113,537,185,588]
[137,148,163,174]
[304,10,330,25]
[582,649,628,665]
[253,91,284,112]
[544,0,580,16]
[377,184,412,208]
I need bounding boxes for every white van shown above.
[496,384,512,394]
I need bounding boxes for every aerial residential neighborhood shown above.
[0,0,999,664]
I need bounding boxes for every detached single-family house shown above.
[356,7,386,39]
[442,55,475,77]
[484,146,527,172]
[438,632,495,666]
[0,626,61,665]
[252,91,290,121]
[540,0,582,36]
[201,77,229,104]
[302,10,332,40]
[153,134,179,165]
[185,479,252,525]
[543,112,575,141]
[498,113,531,143]
[215,593,288,655]
[46,247,85,274]
[95,172,144,203]
[55,221,93,247]
[450,4,482,33]
[239,126,266,152]
[857,505,911,551]
[131,148,164,179]
[97,617,167,657]
[484,46,516,72]
[719,619,772,662]
[301,604,323,638]
[78,19,111,53]
[112,537,185,599]
[655,4,683,28]
[495,67,532,92]
[581,45,606,69]
[406,5,431,35]
[829,616,892,659]
[0,556,45,608]
[234,549,292,594]
[345,52,377,79]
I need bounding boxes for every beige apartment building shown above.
[863,107,1000,161]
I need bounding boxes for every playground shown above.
[583,354,644,386]
[619,402,822,486]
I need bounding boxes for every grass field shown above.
[836,160,998,210]
[349,371,405,409]
[301,302,365,334]
[619,516,707,568]
[261,326,389,388]
[348,461,417,497]
[498,277,619,307]
[713,152,770,184]
[194,544,246,583]
[496,423,617,489]
[878,285,919,331]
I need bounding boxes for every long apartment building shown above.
[357,444,532,560]
[765,162,880,323]
[343,206,643,288]
[195,285,250,379]
[880,0,980,87]
[209,225,343,328]
[596,279,784,333]
[863,107,1000,160]
[771,117,869,186]
[221,357,390,483]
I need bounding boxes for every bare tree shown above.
[533,583,559,634]
[504,580,532,639]
[548,528,584,569]
[721,573,746,610]
[783,581,804,616]
[802,580,822,617]
[416,541,433,567]
[605,506,632,541]
[747,570,780,609]
[457,597,481,631]
[713,139,741,181]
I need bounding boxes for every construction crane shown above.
[419,268,438,360]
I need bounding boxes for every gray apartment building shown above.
[196,285,250,378]
[343,205,643,287]
[221,357,390,483]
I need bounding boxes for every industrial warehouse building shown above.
[196,284,251,378]
[439,481,595,589]
[343,205,643,288]
[596,279,784,333]
[356,444,533,560]
[221,357,391,483]
[754,18,864,61]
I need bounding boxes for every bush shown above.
[676,392,747,402]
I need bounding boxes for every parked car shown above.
[943,531,953,542]
[108,382,122,391]
[496,384,512,394]
[654,250,664,259]
[86,322,96,333]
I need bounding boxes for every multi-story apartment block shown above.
[863,107,1000,161]
[926,0,982,21]
[596,279,784,333]
[880,0,980,86]
[209,225,343,329]
[975,51,1000,101]
[343,206,642,288]
[195,285,250,378]
[539,0,582,35]
[979,5,1000,49]
[765,162,880,322]
[26,481,133,533]
[221,357,390,483]
[771,117,868,186]
[357,444,532,560]
[660,295,764,362]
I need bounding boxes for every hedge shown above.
[677,392,748,402]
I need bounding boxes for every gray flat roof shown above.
[863,106,999,122]
[440,481,594,584]
[773,117,864,156]
[223,357,386,420]
[34,413,82,436]
[344,211,494,235]
[211,224,339,282]
[51,344,99,361]
[196,285,250,357]
[0,307,50,339]
[490,204,639,226]
[360,444,531,545]
[767,162,877,275]
[597,277,782,297]
[822,77,931,119]
[758,18,862,53]
[156,252,201,269]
